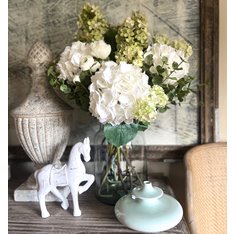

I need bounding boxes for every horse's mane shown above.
[69,142,83,157]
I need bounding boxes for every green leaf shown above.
[158,106,169,113]
[104,27,118,61]
[144,54,153,65]
[137,122,149,131]
[152,74,163,85]
[79,95,89,111]
[80,70,90,81]
[172,62,179,70]
[168,84,175,90]
[161,56,168,64]
[169,77,177,80]
[47,66,54,76]
[104,123,139,147]
[49,78,57,87]
[60,84,71,94]
[156,65,165,74]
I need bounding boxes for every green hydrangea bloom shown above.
[134,85,168,123]
[115,11,149,65]
[171,39,193,57]
[116,12,149,48]
[115,45,144,67]
[150,85,169,107]
[154,33,193,58]
[76,3,109,42]
[134,98,157,123]
[153,34,172,45]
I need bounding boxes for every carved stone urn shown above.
[11,41,73,201]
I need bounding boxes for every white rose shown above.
[90,40,111,59]
[57,41,97,81]
[71,53,82,66]
[71,41,90,54]
[80,55,95,71]
[90,61,101,72]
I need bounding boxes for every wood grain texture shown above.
[9,144,192,162]
[199,0,219,143]
[9,177,190,233]
[8,0,200,147]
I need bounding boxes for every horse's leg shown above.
[79,174,95,194]
[38,186,51,218]
[50,187,69,210]
[70,184,81,216]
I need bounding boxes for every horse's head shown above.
[82,137,91,162]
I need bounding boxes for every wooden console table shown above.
[8,176,190,233]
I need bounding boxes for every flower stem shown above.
[98,153,116,198]
[163,60,184,82]
[121,148,143,186]
[116,147,128,193]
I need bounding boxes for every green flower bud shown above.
[76,3,109,42]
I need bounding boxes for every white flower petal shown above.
[90,40,111,59]
[90,62,101,72]
[89,61,150,125]
[71,53,81,66]
[73,74,80,83]
[80,56,94,71]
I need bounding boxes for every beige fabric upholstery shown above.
[184,143,227,234]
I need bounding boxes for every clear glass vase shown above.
[94,124,147,205]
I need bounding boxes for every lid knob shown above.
[132,181,163,200]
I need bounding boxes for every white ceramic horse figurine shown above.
[34,137,95,218]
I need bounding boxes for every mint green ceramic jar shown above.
[114,181,183,233]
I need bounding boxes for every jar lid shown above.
[131,181,163,200]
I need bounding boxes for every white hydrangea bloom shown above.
[89,61,151,125]
[144,43,190,84]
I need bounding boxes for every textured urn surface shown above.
[11,42,73,165]
[14,115,71,164]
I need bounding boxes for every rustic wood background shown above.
[8,0,200,146]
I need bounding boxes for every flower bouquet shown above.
[47,3,195,204]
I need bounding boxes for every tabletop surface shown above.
[8,176,190,234]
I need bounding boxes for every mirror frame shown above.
[8,0,220,162]
[145,0,219,161]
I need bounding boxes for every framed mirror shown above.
[8,0,219,160]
